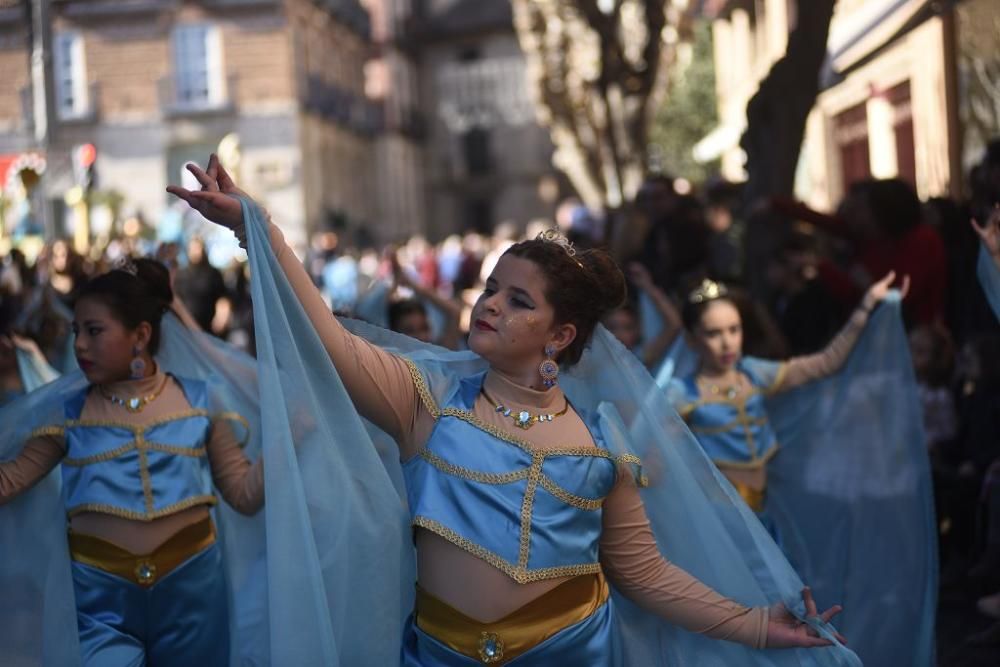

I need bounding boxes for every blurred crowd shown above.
[3,141,1000,647]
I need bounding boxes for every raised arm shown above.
[775,271,908,392]
[628,263,682,368]
[167,157,426,455]
[393,251,464,350]
[0,433,65,505]
[599,474,842,649]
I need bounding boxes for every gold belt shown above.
[69,516,216,587]
[415,572,609,664]
[732,481,767,513]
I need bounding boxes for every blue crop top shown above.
[57,375,218,521]
[402,366,624,584]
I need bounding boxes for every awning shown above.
[828,0,931,73]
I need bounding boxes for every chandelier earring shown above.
[130,345,147,379]
[538,344,559,388]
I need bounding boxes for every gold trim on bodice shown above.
[402,358,643,584]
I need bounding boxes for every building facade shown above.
[0,0,375,253]
[402,0,562,241]
[702,0,984,212]
[1,0,565,250]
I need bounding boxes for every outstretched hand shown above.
[165,154,247,231]
[865,270,910,306]
[766,587,845,649]
[972,205,1000,258]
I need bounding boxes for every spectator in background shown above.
[174,236,229,334]
[704,179,746,283]
[766,228,845,354]
[822,178,947,327]
[909,324,958,454]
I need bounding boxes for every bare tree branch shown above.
[513,0,683,212]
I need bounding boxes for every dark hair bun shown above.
[504,238,626,366]
[75,258,175,354]
[576,248,627,317]
[133,258,173,314]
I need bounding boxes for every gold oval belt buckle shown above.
[478,631,504,663]
[135,560,157,586]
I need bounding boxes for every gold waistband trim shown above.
[415,572,609,664]
[69,516,216,587]
[731,480,767,513]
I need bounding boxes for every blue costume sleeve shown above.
[741,357,786,393]
[978,243,1000,322]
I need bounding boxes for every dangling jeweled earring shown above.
[538,344,559,388]
[130,345,147,379]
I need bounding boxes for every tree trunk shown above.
[739,0,836,299]
[740,0,837,208]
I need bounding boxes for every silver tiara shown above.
[688,278,728,304]
[536,229,577,257]
[114,257,138,277]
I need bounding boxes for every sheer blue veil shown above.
[242,200,413,665]
[15,347,60,392]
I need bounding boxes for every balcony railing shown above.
[158,74,237,118]
[302,75,380,136]
[57,0,180,18]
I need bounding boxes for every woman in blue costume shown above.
[166,155,863,666]
[665,277,937,666]
[0,258,265,665]
[668,274,903,535]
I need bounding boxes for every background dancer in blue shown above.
[0,259,264,665]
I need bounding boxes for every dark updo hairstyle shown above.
[502,238,626,366]
[75,258,173,354]
[681,281,737,333]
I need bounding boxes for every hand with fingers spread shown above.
[165,154,248,232]
[766,587,846,649]
[971,205,1000,262]
[863,270,910,310]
